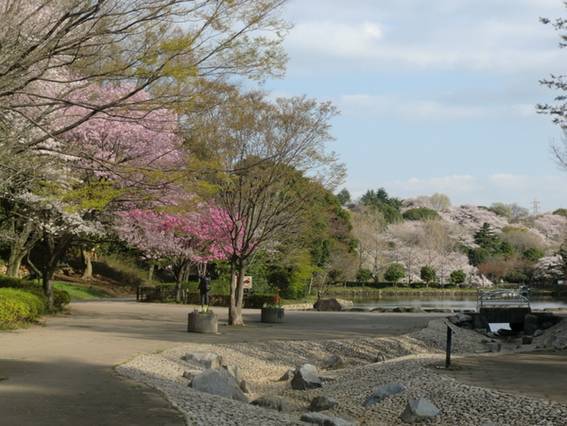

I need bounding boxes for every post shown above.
[445,325,452,368]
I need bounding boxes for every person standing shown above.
[199,274,210,306]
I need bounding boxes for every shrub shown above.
[356,268,373,282]
[523,247,545,262]
[0,275,70,312]
[53,288,71,310]
[449,270,466,286]
[402,207,440,221]
[384,263,405,284]
[0,288,45,329]
[420,265,437,284]
[0,275,30,288]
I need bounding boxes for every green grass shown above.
[52,282,112,300]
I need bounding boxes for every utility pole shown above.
[531,199,540,216]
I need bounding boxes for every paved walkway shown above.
[442,351,567,403]
[0,301,439,426]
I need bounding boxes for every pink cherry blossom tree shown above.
[115,206,230,302]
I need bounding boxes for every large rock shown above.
[524,314,539,335]
[240,379,252,394]
[222,364,242,384]
[310,395,338,411]
[279,368,295,381]
[321,354,345,370]
[313,298,354,312]
[400,398,440,423]
[190,368,248,402]
[301,412,358,426]
[363,383,406,407]
[182,352,222,369]
[448,313,473,326]
[291,364,322,390]
[251,396,290,412]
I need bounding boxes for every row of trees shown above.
[345,184,567,286]
[0,0,357,325]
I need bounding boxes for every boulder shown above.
[291,364,322,390]
[182,352,222,369]
[313,298,354,312]
[524,314,539,336]
[400,398,440,423]
[251,396,290,412]
[363,383,406,407]
[552,334,567,350]
[301,412,358,426]
[279,368,295,381]
[222,364,242,384]
[448,313,473,326]
[310,396,338,411]
[486,342,501,353]
[240,379,252,394]
[321,354,345,370]
[374,354,386,363]
[182,370,200,380]
[190,368,248,402]
[534,329,544,337]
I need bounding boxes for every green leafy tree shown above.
[429,193,451,211]
[384,263,405,286]
[553,208,567,218]
[360,188,402,224]
[449,269,466,286]
[403,207,440,221]
[420,265,437,286]
[336,189,351,206]
[474,223,499,249]
[523,247,545,262]
[356,268,373,282]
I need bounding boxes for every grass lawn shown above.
[52,281,113,300]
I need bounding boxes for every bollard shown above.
[445,325,452,368]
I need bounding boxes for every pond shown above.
[352,295,567,311]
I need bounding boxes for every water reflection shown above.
[352,295,567,311]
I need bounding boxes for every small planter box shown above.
[261,307,285,323]
[187,310,218,334]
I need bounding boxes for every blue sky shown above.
[263,0,567,211]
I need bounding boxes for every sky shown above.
[263,0,567,212]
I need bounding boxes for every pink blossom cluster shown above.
[115,207,231,264]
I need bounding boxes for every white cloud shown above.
[284,2,566,72]
[287,21,383,59]
[338,94,536,121]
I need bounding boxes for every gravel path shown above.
[117,319,567,425]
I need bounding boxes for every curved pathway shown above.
[0,301,439,426]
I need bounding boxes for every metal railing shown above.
[477,287,530,310]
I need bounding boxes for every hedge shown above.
[0,288,45,329]
[0,275,70,313]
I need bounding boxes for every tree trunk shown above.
[7,250,25,277]
[6,219,37,278]
[81,248,93,280]
[42,268,54,311]
[148,263,155,282]
[228,259,245,326]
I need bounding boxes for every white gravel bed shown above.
[116,319,566,425]
[279,355,567,425]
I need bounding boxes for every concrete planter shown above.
[187,310,218,334]
[261,307,285,323]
